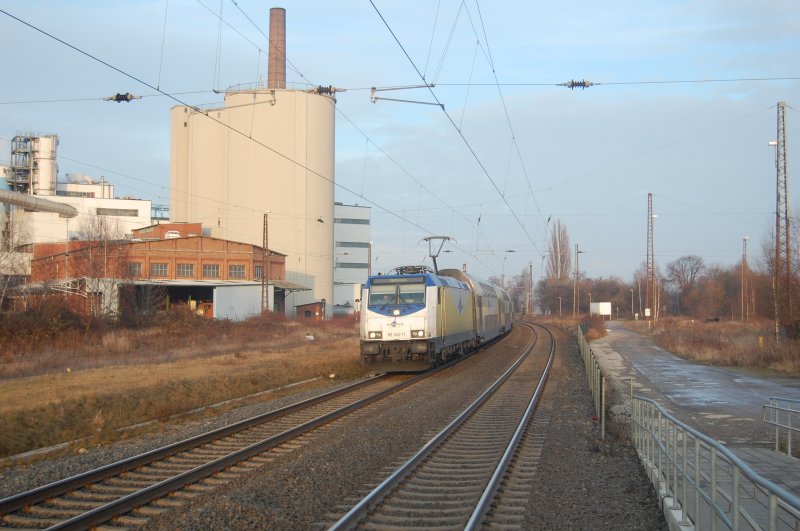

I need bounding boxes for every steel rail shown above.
[465,323,555,529]
[0,374,390,516]
[39,370,440,531]
[329,321,543,530]
[3,333,509,528]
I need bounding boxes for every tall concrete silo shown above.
[170,7,335,316]
[8,134,58,195]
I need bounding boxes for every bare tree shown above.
[72,215,129,318]
[0,206,32,311]
[667,255,705,292]
[546,219,571,281]
[666,255,705,315]
[118,282,168,327]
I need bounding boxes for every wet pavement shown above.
[591,321,800,449]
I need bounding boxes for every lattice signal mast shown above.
[773,101,792,336]
[646,193,655,320]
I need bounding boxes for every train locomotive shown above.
[360,265,513,371]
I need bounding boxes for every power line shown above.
[468,0,548,242]
[0,91,218,105]
[533,105,776,193]
[369,0,542,258]
[345,76,800,91]
[0,7,499,275]
[192,0,496,266]
[208,0,496,271]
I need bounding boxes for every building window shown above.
[336,262,368,269]
[176,263,194,277]
[125,262,142,276]
[254,265,263,280]
[57,191,95,198]
[336,241,370,248]
[334,218,370,225]
[304,310,313,318]
[150,263,168,277]
[97,208,138,217]
[229,264,246,279]
[203,264,220,278]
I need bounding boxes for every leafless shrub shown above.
[584,314,608,340]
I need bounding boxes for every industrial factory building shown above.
[169,7,335,318]
[2,8,358,322]
[2,133,152,245]
[333,202,371,317]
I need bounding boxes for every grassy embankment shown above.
[0,309,367,461]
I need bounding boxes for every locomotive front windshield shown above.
[369,278,426,306]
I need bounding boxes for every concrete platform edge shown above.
[641,453,695,531]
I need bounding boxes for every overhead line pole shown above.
[646,193,655,322]
[573,244,581,318]
[776,102,791,335]
[742,236,749,322]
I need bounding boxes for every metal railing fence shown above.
[576,325,606,439]
[763,397,800,458]
[633,396,800,530]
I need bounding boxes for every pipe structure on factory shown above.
[0,189,78,218]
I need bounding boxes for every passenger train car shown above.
[360,266,513,371]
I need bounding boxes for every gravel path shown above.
[0,324,667,530]
[523,326,667,530]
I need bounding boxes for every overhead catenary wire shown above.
[0,91,216,105]
[0,8,498,275]
[156,0,170,90]
[531,105,776,193]
[369,0,543,258]
[467,0,548,243]
[422,0,442,81]
[205,0,496,271]
[345,76,800,92]
[430,1,464,86]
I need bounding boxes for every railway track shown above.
[0,371,431,530]
[329,321,555,530]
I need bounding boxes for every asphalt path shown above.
[591,321,800,448]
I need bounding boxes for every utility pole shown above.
[529,261,534,315]
[65,218,69,281]
[573,243,581,318]
[771,101,791,340]
[646,193,655,321]
[262,212,270,314]
[742,236,749,321]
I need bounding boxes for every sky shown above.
[1,1,799,284]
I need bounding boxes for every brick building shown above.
[22,234,302,319]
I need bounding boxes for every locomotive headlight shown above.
[368,331,382,339]
[411,329,425,338]
[392,309,400,316]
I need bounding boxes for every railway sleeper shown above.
[2,513,63,527]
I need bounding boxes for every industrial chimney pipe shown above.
[267,7,286,89]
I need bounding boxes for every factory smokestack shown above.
[267,7,286,89]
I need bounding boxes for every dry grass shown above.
[0,312,367,459]
[627,317,800,376]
